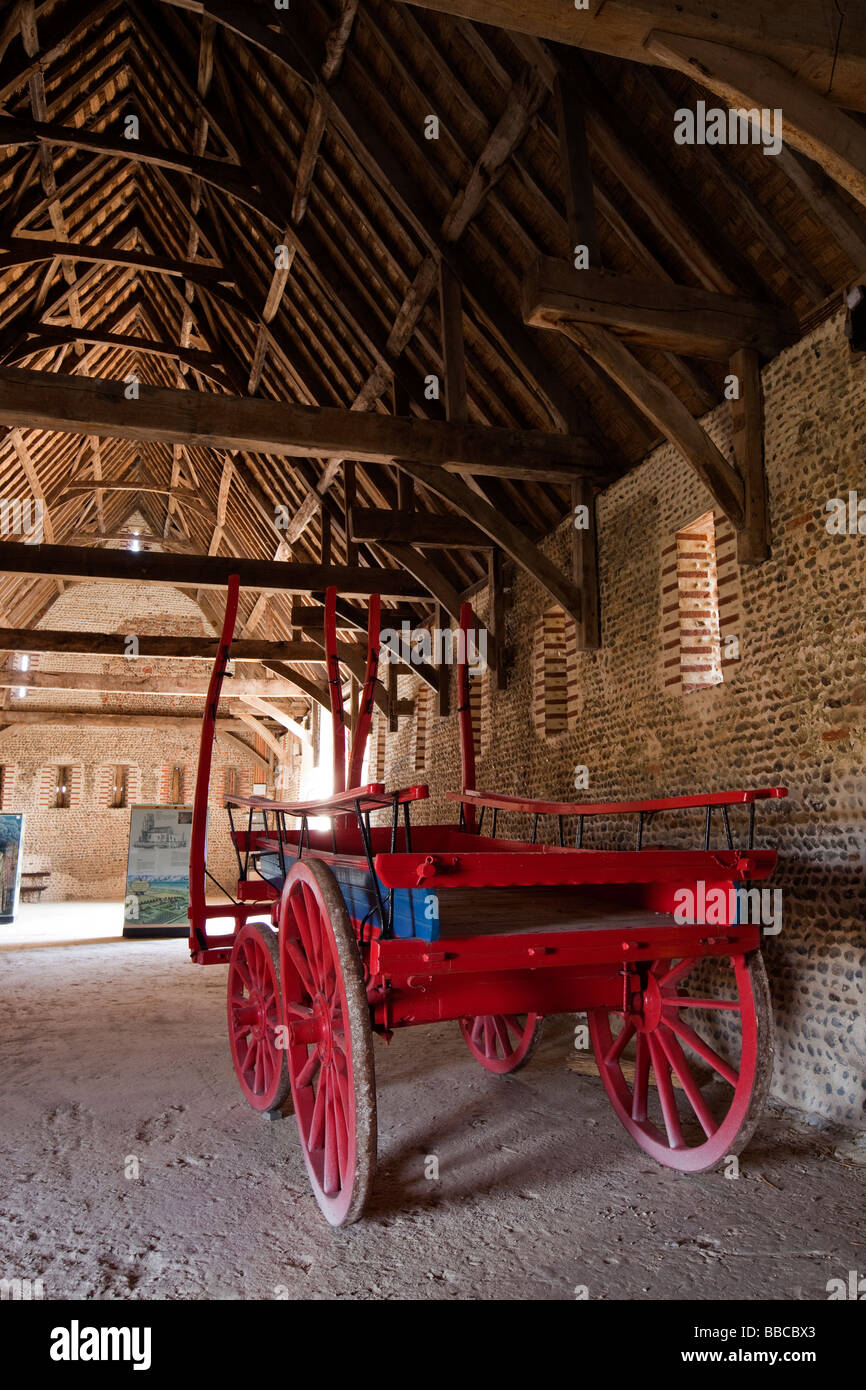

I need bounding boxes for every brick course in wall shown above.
[376,312,866,1127]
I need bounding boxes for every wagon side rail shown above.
[445,786,788,850]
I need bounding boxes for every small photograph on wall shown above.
[123,805,200,939]
[0,813,24,924]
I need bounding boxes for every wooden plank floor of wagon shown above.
[436,887,680,937]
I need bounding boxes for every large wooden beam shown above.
[0,540,428,599]
[0,237,240,300]
[393,463,585,624]
[396,2,866,114]
[216,730,270,771]
[0,670,305,698]
[0,711,272,730]
[556,321,745,530]
[524,258,798,361]
[59,483,213,519]
[236,712,286,761]
[383,542,497,673]
[0,628,325,661]
[349,507,490,550]
[571,479,600,651]
[0,113,266,214]
[0,368,597,480]
[729,347,769,565]
[438,260,468,424]
[553,65,600,267]
[9,329,233,388]
[646,31,866,210]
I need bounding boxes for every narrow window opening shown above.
[169,765,184,803]
[54,765,71,809]
[111,765,129,809]
[676,511,723,693]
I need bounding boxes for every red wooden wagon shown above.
[189,576,786,1225]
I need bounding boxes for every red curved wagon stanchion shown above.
[348,592,380,791]
[324,584,346,796]
[189,583,786,1226]
[456,601,477,834]
[188,572,242,962]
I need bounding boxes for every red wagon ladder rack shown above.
[447,786,788,851]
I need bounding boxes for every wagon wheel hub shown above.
[236,989,269,1040]
[626,972,663,1033]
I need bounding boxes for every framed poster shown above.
[123,805,202,939]
[0,813,24,924]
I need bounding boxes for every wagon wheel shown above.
[226,920,291,1114]
[459,1013,544,1075]
[589,949,774,1173]
[279,858,377,1226]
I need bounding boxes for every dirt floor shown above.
[1,904,864,1302]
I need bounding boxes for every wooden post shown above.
[344,462,358,565]
[387,661,398,733]
[553,66,601,268]
[571,479,600,650]
[488,550,508,689]
[439,260,468,423]
[730,347,770,565]
[311,700,320,769]
[393,379,415,511]
[434,602,450,717]
[320,504,332,564]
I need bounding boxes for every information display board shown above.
[0,813,24,924]
[123,805,201,939]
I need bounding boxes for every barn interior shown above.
[0,0,864,1304]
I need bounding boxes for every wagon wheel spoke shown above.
[331,1067,350,1184]
[308,1073,327,1152]
[296,1049,320,1089]
[285,1000,314,1021]
[647,1032,685,1149]
[332,1053,351,1117]
[483,1017,497,1058]
[492,1016,512,1055]
[657,1026,718,1138]
[293,885,322,983]
[323,1076,340,1195]
[234,959,253,993]
[470,1017,484,1045]
[632,1032,649,1122]
[253,1042,265,1095]
[503,1014,526,1040]
[657,957,698,990]
[284,939,316,999]
[259,1040,275,1091]
[663,996,740,1011]
[665,1014,739,1088]
[605,1019,635,1066]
